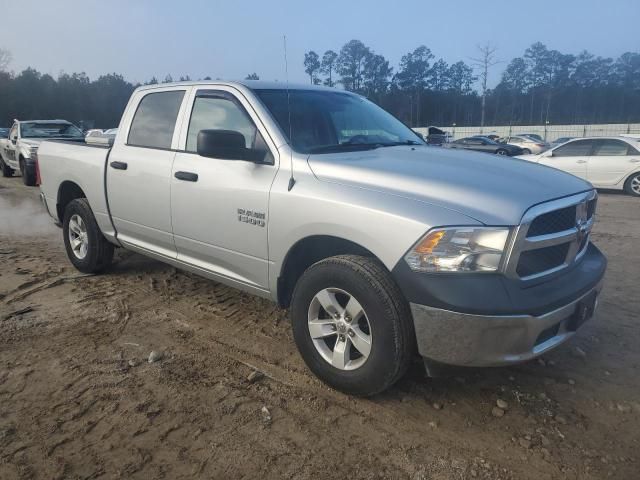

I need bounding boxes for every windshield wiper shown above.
[308,143,384,154]
[378,140,423,147]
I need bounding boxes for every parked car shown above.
[520,133,544,142]
[517,136,640,196]
[0,119,84,185]
[499,135,549,154]
[550,136,575,148]
[445,136,523,156]
[425,126,451,146]
[85,128,118,146]
[37,81,606,395]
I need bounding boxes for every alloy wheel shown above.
[307,287,372,370]
[68,214,89,259]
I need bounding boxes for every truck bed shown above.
[37,139,114,238]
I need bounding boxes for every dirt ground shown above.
[0,175,638,480]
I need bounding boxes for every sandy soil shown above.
[0,175,638,479]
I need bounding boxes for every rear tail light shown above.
[536,143,545,147]
[34,152,41,186]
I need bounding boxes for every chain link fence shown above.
[414,124,640,142]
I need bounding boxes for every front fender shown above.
[266,169,481,299]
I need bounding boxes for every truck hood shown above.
[307,146,592,225]
[20,140,42,147]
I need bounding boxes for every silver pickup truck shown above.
[37,81,607,396]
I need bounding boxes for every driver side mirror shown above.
[10,135,17,144]
[197,129,266,163]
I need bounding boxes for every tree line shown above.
[304,40,640,128]
[0,41,639,129]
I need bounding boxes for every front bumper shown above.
[394,243,607,367]
[410,278,603,366]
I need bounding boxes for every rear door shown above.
[170,87,279,290]
[107,86,191,257]
[588,139,640,186]
[540,139,592,180]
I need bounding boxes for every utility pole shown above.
[471,43,499,129]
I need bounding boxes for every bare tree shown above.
[0,48,12,72]
[470,43,499,129]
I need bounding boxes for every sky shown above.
[1,0,638,88]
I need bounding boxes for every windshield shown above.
[254,89,423,154]
[20,122,84,139]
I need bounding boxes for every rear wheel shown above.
[624,172,640,197]
[290,255,414,396]
[521,148,531,154]
[496,149,508,156]
[0,157,13,177]
[63,198,114,273]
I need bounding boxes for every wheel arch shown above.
[277,235,383,308]
[57,180,87,222]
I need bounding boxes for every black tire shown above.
[496,149,509,156]
[0,157,13,177]
[623,172,640,197]
[62,198,114,273]
[20,159,36,186]
[521,148,532,154]
[290,255,414,396]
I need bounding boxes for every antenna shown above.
[284,35,295,191]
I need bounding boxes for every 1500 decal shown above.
[237,208,266,227]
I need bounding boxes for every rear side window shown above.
[592,139,630,156]
[128,90,185,149]
[553,140,593,157]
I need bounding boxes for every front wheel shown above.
[290,255,414,396]
[624,172,640,197]
[496,149,509,156]
[63,198,114,273]
[20,160,36,186]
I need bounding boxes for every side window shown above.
[186,95,257,153]
[592,140,629,156]
[510,137,522,144]
[128,90,185,149]
[553,140,593,157]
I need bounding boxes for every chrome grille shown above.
[505,191,597,281]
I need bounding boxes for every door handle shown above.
[110,161,128,170]
[576,160,587,164]
[174,171,198,182]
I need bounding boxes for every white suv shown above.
[518,136,640,196]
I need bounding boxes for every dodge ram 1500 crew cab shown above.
[0,119,85,185]
[37,81,607,396]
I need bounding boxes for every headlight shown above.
[404,227,510,273]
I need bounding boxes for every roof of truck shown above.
[135,80,341,93]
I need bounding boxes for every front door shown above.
[540,139,592,180]
[4,124,18,167]
[170,88,279,290]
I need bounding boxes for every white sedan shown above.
[517,136,640,196]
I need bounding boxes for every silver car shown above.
[500,135,550,154]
